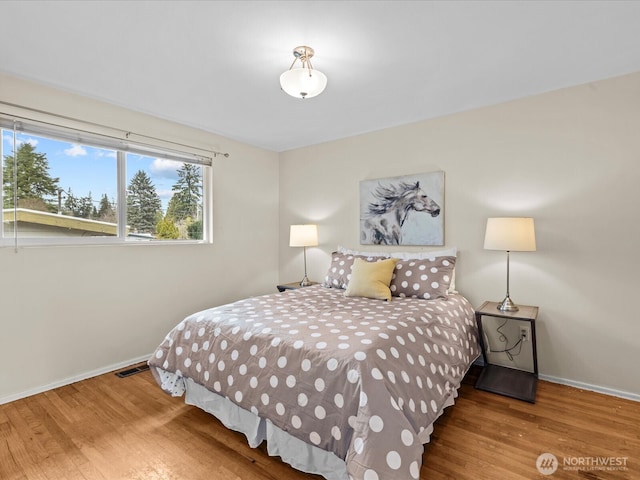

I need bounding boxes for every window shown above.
[1,118,212,246]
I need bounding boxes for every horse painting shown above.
[360,178,442,245]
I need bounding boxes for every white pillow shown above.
[337,245,458,293]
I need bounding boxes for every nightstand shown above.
[475,301,539,403]
[276,281,320,292]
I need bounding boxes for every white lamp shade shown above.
[289,224,318,247]
[484,217,536,252]
[280,68,327,99]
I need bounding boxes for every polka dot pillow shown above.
[389,256,456,299]
[323,252,388,289]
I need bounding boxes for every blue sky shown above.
[2,130,184,211]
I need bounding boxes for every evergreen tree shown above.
[165,195,179,221]
[169,164,202,221]
[126,170,162,234]
[2,142,59,211]
[63,188,79,215]
[187,220,203,240]
[97,194,116,222]
[78,192,94,219]
[62,190,93,218]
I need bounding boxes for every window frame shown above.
[1,115,214,247]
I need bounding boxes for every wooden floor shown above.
[1,365,638,480]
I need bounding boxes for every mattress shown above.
[149,285,479,479]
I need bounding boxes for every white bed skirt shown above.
[184,377,349,480]
[152,367,460,479]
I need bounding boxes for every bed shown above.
[148,249,479,480]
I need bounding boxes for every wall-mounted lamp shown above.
[289,224,318,286]
[280,46,327,99]
[484,217,536,312]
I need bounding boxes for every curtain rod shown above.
[0,100,230,158]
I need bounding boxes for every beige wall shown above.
[279,72,640,398]
[0,73,280,403]
[2,71,639,403]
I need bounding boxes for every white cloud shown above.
[2,135,39,148]
[157,189,175,200]
[15,137,39,147]
[150,158,181,179]
[95,150,117,158]
[64,144,87,157]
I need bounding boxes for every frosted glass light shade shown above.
[280,68,327,99]
[484,217,536,252]
[289,224,318,247]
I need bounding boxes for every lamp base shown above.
[299,275,311,287]
[497,295,519,312]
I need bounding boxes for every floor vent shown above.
[115,364,150,378]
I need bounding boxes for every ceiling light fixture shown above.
[280,46,327,99]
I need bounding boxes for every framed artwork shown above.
[360,171,444,246]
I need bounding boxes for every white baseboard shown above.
[539,373,640,402]
[0,353,152,406]
[3,355,638,406]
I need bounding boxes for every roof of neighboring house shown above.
[3,208,118,235]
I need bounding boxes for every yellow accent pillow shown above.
[344,257,399,301]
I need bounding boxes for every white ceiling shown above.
[2,1,640,152]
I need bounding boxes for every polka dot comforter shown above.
[149,285,479,480]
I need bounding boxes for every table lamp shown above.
[484,217,536,312]
[289,224,318,286]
